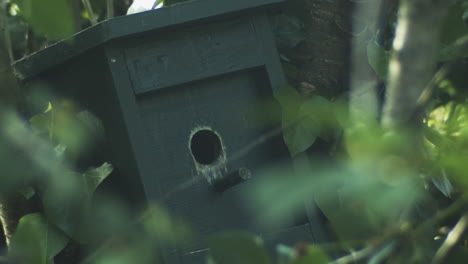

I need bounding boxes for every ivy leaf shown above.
[283,116,320,156]
[274,85,312,156]
[274,84,301,122]
[274,85,334,156]
[299,95,334,141]
[9,213,69,264]
[284,95,334,156]
[15,0,75,40]
[207,231,272,264]
[83,162,113,196]
[367,39,390,80]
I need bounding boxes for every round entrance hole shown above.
[190,129,223,165]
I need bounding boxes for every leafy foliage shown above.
[9,213,69,264]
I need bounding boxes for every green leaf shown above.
[207,231,272,264]
[367,39,390,80]
[15,0,75,40]
[41,174,89,243]
[283,116,319,156]
[299,95,334,141]
[83,162,113,196]
[29,112,51,136]
[9,213,69,264]
[274,84,301,122]
[283,95,334,156]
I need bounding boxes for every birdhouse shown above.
[14,0,329,262]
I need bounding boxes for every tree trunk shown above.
[381,0,449,130]
[291,0,352,99]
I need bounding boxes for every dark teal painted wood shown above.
[13,0,329,263]
[14,0,286,81]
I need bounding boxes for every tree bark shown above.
[292,0,352,99]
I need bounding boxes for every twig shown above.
[81,0,97,25]
[330,245,376,264]
[432,211,468,264]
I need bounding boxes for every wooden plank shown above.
[125,16,261,94]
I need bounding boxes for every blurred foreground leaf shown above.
[247,141,422,242]
[143,203,192,243]
[9,213,69,264]
[42,162,112,242]
[277,244,330,264]
[15,0,75,40]
[207,231,272,264]
[30,101,104,159]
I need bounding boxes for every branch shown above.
[432,211,468,264]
